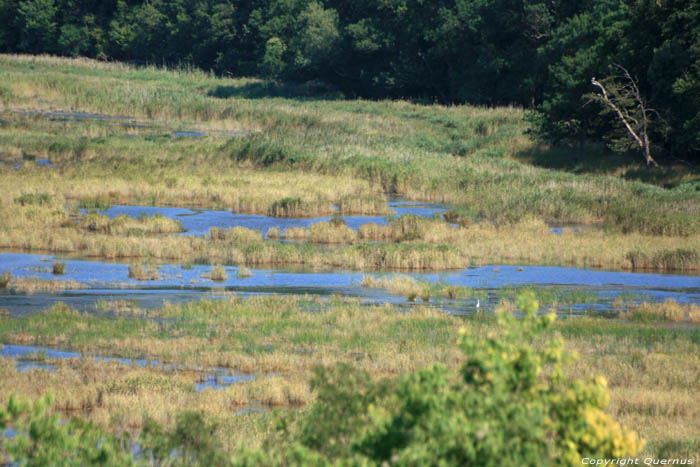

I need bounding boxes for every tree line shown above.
[1,0,698,163]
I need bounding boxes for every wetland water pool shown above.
[88,198,450,237]
[87,200,577,236]
[1,252,698,316]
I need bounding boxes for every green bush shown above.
[244,292,643,465]
[0,394,133,466]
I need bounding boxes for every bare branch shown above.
[590,68,658,167]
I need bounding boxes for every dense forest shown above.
[1,0,699,163]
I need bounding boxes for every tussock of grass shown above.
[52,262,65,275]
[127,263,160,281]
[236,266,252,278]
[209,265,227,282]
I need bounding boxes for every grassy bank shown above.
[0,296,698,459]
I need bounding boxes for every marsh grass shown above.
[284,221,357,244]
[617,299,700,323]
[336,194,393,215]
[209,227,263,244]
[626,248,700,271]
[267,197,331,218]
[80,213,183,236]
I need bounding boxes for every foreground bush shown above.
[243,292,643,465]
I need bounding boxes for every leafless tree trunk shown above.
[590,65,658,167]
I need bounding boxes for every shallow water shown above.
[1,253,697,316]
[0,344,253,391]
[91,198,448,237]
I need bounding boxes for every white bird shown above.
[476,299,480,311]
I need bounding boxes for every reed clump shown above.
[267,198,332,218]
[128,263,160,281]
[52,262,65,275]
[209,265,227,281]
[361,275,425,298]
[266,227,281,239]
[236,266,252,278]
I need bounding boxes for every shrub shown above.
[247,292,643,464]
[0,394,133,466]
[52,262,66,275]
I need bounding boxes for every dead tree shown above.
[590,65,658,167]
